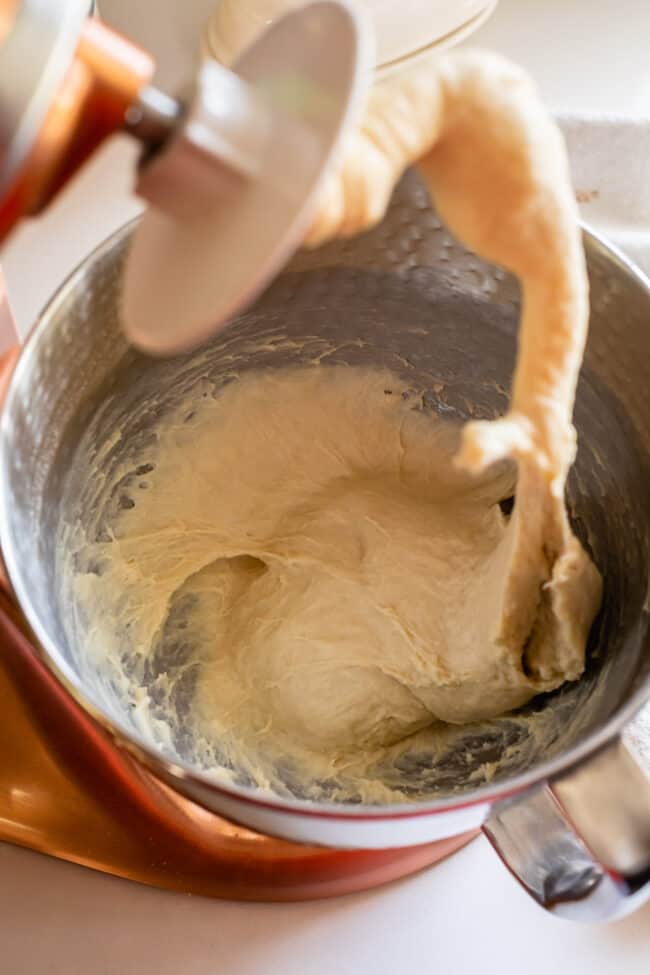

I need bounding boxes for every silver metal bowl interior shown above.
[2,170,649,807]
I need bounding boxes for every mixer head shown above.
[0,0,154,234]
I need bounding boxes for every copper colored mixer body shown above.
[0,0,165,238]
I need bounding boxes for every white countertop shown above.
[2,1,650,971]
[2,833,650,974]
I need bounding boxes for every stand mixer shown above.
[0,0,476,898]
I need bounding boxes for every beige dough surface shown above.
[308,50,603,685]
[64,50,602,799]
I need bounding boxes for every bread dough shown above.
[307,50,603,681]
[63,51,602,798]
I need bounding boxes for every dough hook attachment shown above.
[123,2,372,355]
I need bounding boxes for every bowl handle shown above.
[483,736,650,921]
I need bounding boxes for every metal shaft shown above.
[123,85,184,154]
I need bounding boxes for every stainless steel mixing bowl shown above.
[1,170,649,920]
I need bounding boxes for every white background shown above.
[2,1,650,971]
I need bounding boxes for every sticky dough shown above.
[65,51,602,794]
[307,50,603,682]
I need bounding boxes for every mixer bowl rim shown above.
[1,216,649,821]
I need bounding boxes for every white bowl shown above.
[204,0,498,71]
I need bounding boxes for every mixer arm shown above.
[0,0,170,239]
